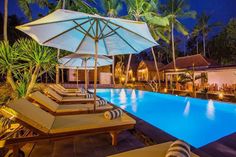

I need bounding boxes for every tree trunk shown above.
[26,64,40,96]
[151,48,161,87]
[196,40,199,54]
[203,35,206,56]
[125,54,132,85]
[171,22,176,70]
[6,69,16,91]
[3,0,8,42]
[112,55,115,84]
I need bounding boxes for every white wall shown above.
[207,69,236,88]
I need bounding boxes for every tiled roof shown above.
[161,54,216,71]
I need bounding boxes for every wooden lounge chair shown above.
[55,84,81,93]
[44,88,99,104]
[108,141,199,157]
[49,84,86,97]
[28,91,113,115]
[0,99,136,157]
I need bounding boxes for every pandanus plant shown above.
[15,38,57,96]
[0,41,18,91]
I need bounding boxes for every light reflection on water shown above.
[206,99,215,120]
[184,100,191,116]
[119,88,127,104]
[131,90,137,112]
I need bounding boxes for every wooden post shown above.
[61,68,64,83]
[125,54,132,85]
[165,73,168,89]
[93,19,98,112]
[76,67,79,89]
[112,55,115,85]
[110,131,119,146]
[84,59,87,93]
[56,65,59,84]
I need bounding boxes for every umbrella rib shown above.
[42,19,92,44]
[100,20,138,53]
[73,20,95,39]
[98,20,109,39]
[74,20,96,52]
[104,19,157,45]
[98,20,109,55]
[19,17,90,27]
[99,27,120,39]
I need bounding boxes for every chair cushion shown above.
[5,98,55,133]
[29,91,59,112]
[50,113,135,134]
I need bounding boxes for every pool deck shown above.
[18,114,236,157]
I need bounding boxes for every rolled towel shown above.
[86,93,93,98]
[165,140,190,157]
[96,99,107,106]
[104,108,123,120]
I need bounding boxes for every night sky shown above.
[1,0,236,50]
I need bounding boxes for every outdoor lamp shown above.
[218,92,224,100]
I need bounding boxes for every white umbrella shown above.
[16,9,158,111]
[59,54,113,92]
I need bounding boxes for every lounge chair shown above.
[28,91,113,115]
[0,99,136,156]
[55,84,82,93]
[49,84,86,97]
[108,141,199,157]
[44,88,99,103]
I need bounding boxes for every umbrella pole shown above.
[56,65,59,84]
[94,40,98,112]
[85,59,87,94]
[76,67,79,89]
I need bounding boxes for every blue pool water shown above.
[95,88,236,148]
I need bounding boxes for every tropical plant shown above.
[161,0,196,69]
[14,70,30,98]
[3,0,8,41]
[179,70,207,98]
[0,41,18,91]
[14,38,57,96]
[207,18,236,64]
[18,0,97,21]
[125,0,169,86]
[101,0,123,17]
[192,12,220,56]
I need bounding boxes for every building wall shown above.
[207,69,236,87]
[68,66,111,83]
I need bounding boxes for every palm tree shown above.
[101,0,123,17]
[101,0,123,84]
[0,41,18,91]
[193,12,220,56]
[161,0,196,69]
[3,0,8,41]
[125,0,169,86]
[18,0,97,21]
[15,39,57,96]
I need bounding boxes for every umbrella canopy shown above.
[59,54,113,92]
[16,9,157,55]
[59,54,113,69]
[16,9,158,111]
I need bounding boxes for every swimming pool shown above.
[94,88,236,148]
